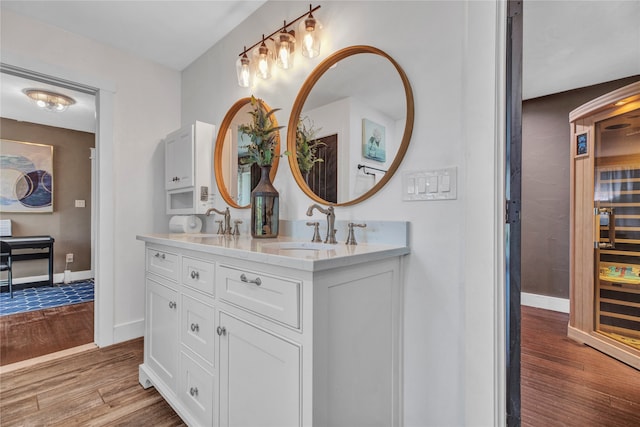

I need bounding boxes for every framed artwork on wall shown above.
[362,118,386,162]
[0,139,54,213]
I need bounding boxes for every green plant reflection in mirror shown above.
[287,45,414,206]
[214,98,281,208]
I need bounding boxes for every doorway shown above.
[0,59,115,362]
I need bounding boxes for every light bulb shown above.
[278,41,290,68]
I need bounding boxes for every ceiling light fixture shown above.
[23,89,76,112]
[236,4,322,87]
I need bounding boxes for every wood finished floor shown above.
[0,305,638,426]
[1,302,94,366]
[521,305,640,427]
[0,337,184,426]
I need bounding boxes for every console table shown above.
[0,236,55,297]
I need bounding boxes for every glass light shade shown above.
[275,31,295,70]
[299,14,322,58]
[23,89,75,112]
[254,42,273,80]
[236,53,253,87]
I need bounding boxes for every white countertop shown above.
[136,233,410,272]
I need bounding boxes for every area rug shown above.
[0,280,94,316]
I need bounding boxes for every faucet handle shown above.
[346,223,367,245]
[215,220,224,235]
[306,221,322,242]
[233,220,243,236]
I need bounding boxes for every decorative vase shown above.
[251,165,279,238]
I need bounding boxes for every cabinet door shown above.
[146,278,179,392]
[218,312,301,427]
[165,124,194,190]
[179,351,215,426]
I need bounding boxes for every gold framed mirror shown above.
[215,97,281,208]
[287,45,414,206]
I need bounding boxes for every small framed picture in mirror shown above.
[362,118,386,162]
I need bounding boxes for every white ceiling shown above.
[1,1,267,71]
[1,1,638,134]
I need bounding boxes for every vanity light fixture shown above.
[23,89,76,112]
[275,22,296,70]
[255,35,274,80]
[235,4,322,87]
[236,47,253,88]
[299,4,322,58]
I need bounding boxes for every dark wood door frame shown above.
[506,1,523,426]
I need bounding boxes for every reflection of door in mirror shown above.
[215,98,281,209]
[220,125,254,206]
[306,134,338,203]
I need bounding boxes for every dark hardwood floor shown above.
[1,302,94,366]
[0,305,638,426]
[521,305,640,427]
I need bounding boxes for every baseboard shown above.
[10,270,94,285]
[114,318,144,343]
[521,292,569,313]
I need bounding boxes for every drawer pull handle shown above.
[216,326,227,336]
[240,273,262,286]
[154,252,166,260]
[168,301,176,309]
[189,387,199,397]
[190,270,200,280]
[190,323,199,333]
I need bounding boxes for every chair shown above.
[0,241,13,298]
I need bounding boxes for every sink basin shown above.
[260,241,336,251]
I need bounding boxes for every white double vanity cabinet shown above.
[137,231,408,427]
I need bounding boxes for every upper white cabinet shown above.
[165,121,216,215]
[165,125,195,190]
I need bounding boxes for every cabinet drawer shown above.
[179,352,214,427]
[146,248,178,282]
[181,294,215,365]
[216,265,301,328]
[182,256,215,295]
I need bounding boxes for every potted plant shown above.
[295,116,325,183]
[239,96,284,238]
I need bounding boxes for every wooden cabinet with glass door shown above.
[569,81,640,370]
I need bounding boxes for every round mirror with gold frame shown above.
[287,45,414,206]
[215,97,281,208]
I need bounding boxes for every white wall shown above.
[1,10,181,342]
[182,1,505,426]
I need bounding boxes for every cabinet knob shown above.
[240,273,262,286]
[190,323,199,333]
[216,326,227,336]
[168,301,176,309]
[189,387,199,397]
[190,270,200,280]
[154,252,166,260]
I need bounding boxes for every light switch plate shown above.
[75,199,86,208]
[402,167,457,201]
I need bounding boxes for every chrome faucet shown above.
[306,204,337,244]
[206,207,231,235]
